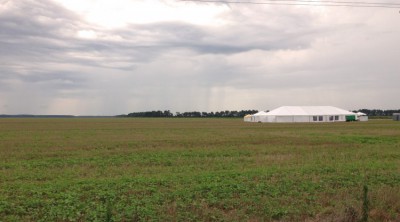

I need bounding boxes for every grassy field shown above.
[0,118,399,221]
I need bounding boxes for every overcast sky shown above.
[1,0,399,115]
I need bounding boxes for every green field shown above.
[0,118,399,221]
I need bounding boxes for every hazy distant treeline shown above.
[122,110,259,118]
[121,109,400,118]
[355,109,400,116]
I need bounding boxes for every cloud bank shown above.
[0,0,399,115]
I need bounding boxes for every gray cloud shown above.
[0,0,399,114]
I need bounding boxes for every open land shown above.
[0,118,399,221]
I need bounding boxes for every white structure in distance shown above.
[356,112,368,122]
[244,106,366,123]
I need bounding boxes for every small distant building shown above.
[244,106,359,123]
[356,112,368,122]
[251,111,268,122]
[393,113,400,121]
[243,114,252,122]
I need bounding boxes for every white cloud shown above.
[77,29,98,39]
[52,0,229,28]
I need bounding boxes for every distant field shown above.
[0,118,399,221]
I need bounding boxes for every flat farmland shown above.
[0,118,399,221]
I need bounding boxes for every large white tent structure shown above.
[245,106,359,123]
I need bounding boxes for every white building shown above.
[356,112,368,122]
[243,114,252,122]
[245,106,359,123]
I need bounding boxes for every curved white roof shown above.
[253,111,268,116]
[263,106,355,116]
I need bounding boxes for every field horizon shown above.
[1,118,399,221]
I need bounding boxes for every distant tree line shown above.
[123,110,259,118]
[175,110,259,118]
[125,110,174,117]
[121,109,400,118]
[355,109,400,116]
